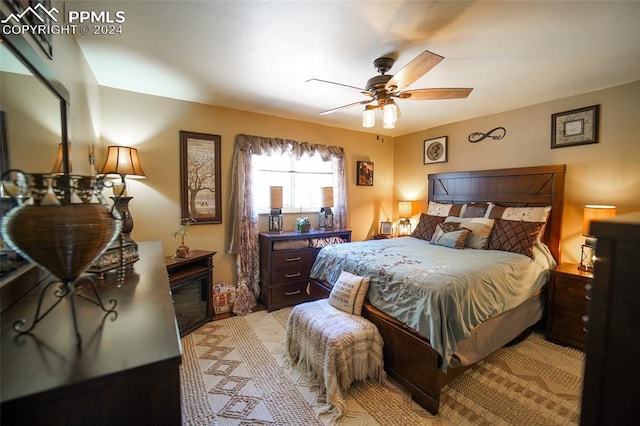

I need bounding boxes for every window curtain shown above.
[227,134,349,299]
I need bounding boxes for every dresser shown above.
[165,250,216,335]
[581,213,640,426]
[259,229,351,311]
[1,241,182,425]
[545,263,592,349]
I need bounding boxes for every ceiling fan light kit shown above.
[311,50,473,130]
[362,105,376,128]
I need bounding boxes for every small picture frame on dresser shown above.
[380,221,393,236]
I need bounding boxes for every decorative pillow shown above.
[487,205,551,240]
[487,205,551,223]
[461,202,490,218]
[427,201,463,217]
[328,271,371,315]
[487,219,545,259]
[453,217,495,249]
[411,213,446,241]
[430,222,470,249]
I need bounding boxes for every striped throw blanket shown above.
[285,299,388,420]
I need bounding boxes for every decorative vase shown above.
[174,245,191,259]
[296,216,310,233]
[0,171,122,345]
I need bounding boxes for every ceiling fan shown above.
[307,50,473,129]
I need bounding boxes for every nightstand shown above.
[546,263,593,350]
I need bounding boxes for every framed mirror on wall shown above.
[0,28,70,179]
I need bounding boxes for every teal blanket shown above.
[310,237,555,372]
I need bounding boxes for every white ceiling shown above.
[71,0,640,137]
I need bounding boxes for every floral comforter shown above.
[309,237,555,371]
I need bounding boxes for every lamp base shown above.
[268,212,283,233]
[578,243,595,273]
[319,209,334,230]
[397,218,412,236]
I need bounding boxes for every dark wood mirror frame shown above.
[1,27,71,175]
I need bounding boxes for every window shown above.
[252,152,334,212]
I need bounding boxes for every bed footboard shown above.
[361,301,467,414]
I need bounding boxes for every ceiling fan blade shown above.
[318,99,373,116]
[385,50,444,92]
[396,88,473,100]
[306,78,373,97]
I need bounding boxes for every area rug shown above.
[180,307,584,425]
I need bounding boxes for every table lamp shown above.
[319,186,334,230]
[579,204,616,272]
[397,201,413,236]
[268,186,283,233]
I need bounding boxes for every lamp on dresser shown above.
[50,143,71,174]
[397,201,413,236]
[579,204,616,272]
[319,186,334,230]
[268,186,283,233]
[88,146,146,278]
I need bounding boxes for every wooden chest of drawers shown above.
[546,263,592,350]
[259,229,351,311]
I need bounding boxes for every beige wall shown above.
[12,27,639,285]
[394,80,640,265]
[99,87,395,285]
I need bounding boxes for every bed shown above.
[307,164,566,414]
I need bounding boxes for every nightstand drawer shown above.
[554,276,587,312]
[270,281,310,305]
[271,262,313,284]
[549,308,586,349]
[271,250,316,268]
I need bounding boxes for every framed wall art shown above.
[379,221,393,236]
[179,131,222,224]
[424,136,447,164]
[551,104,599,149]
[356,161,374,186]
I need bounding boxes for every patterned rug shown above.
[180,307,584,425]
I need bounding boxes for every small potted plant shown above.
[171,218,196,258]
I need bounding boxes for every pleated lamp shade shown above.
[582,205,616,236]
[51,143,72,174]
[320,187,334,208]
[99,146,146,178]
[398,201,412,218]
[269,186,283,209]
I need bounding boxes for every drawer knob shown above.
[582,314,590,333]
[285,290,301,296]
[285,256,301,262]
[285,272,301,278]
[585,283,592,292]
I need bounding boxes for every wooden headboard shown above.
[427,164,566,263]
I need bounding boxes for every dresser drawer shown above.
[271,262,313,284]
[553,276,587,312]
[271,250,316,268]
[270,281,310,306]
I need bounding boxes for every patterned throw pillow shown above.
[487,205,551,222]
[487,219,545,259]
[411,214,446,241]
[430,222,470,249]
[427,201,463,217]
[328,271,371,316]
